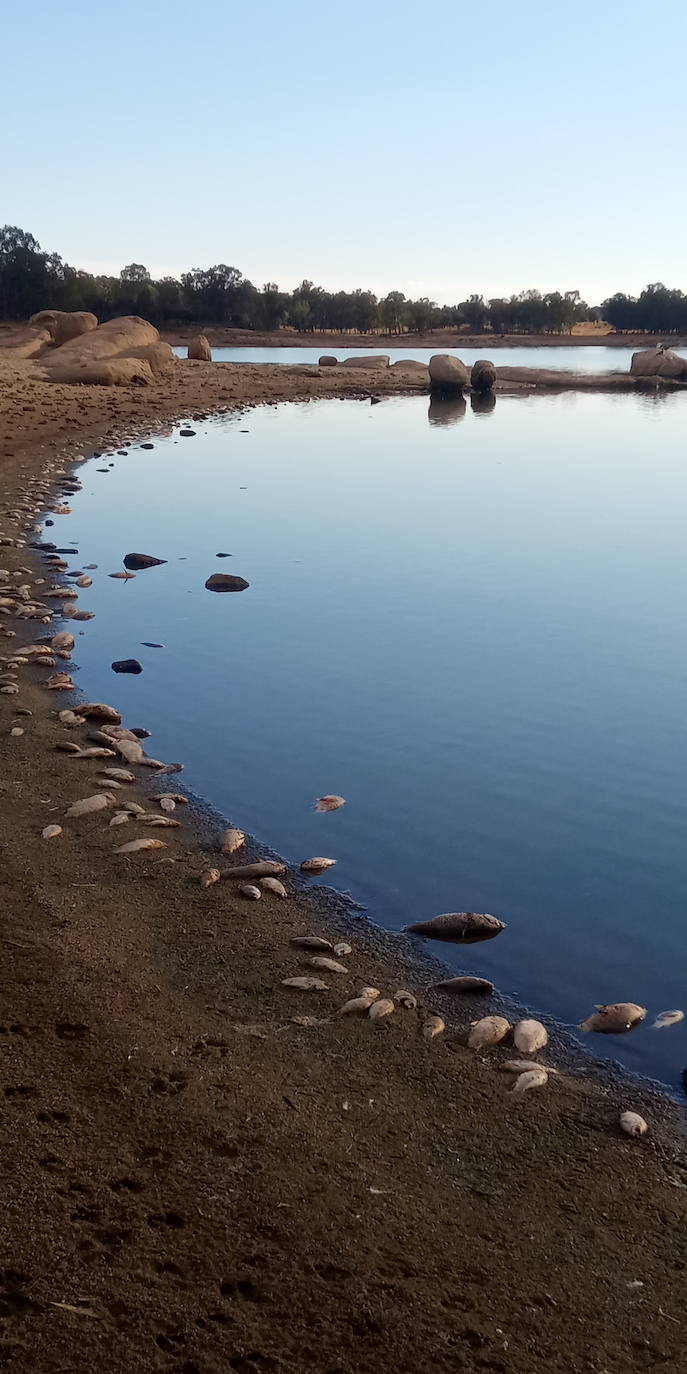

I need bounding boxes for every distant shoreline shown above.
[161,326,686,351]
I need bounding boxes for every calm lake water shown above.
[173,343,687,372]
[52,386,687,1090]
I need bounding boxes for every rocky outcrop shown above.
[338,355,390,369]
[630,347,687,380]
[0,321,53,358]
[429,354,469,390]
[390,359,430,379]
[187,334,212,362]
[470,359,497,392]
[39,316,175,386]
[30,310,98,346]
[318,355,337,366]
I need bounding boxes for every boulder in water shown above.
[112,659,143,674]
[429,354,469,391]
[123,553,167,570]
[205,573,249,592]
[318,355,338,366]
[630,347,687,380]
[188,334,212,362]
[470,359,497,392]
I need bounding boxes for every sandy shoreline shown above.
[161,326,687,351]
[1,357,687,1372]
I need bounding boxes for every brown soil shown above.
[160,325,684,351]
[1,351,687,1373]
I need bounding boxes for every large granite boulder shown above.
[318,355,338,366]
[429,354,469,390]
[31,309,98,346]
[40,316,175,385]
[188,334,212,361]
[338,355,390,369]
[630,347,687,380]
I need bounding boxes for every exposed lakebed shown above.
[47,387,687,1089]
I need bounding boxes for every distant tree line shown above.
[1,226,685,336]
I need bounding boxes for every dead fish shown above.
[222,827,245,854]
[56,741,82,754]
[314,795,346,812]
[41,824,62,839]
[290,936,334,952]
[109,571,136,580]
[200,868,221,888]
[220,861,286,880]
[102,726,140,741]
[0,684,19,694]
[66,793,114,817]
[394,990,418,1010]
[513,1019,548,1053]
[46,673,75,690]
[500,1059,560,1075]
[114,838,167,854]
[300,857,336,874]
[512,1067,548,1095]
[138,815,181,828]
[468,1016,511,1049]
[121,801,145,815]
[71,747,116,759]
[69,610,95,622]
[369,998,395,1021]
[102,767,134,783]
[158,797,175,813]
[303,956,348,974]
[405,912,505,944]
[44,587,78,599]
[108,812,132,828]
[289,1016,325,1028]
[282,976,329,991]
[78,703,122,723]
[580,1003,647,1034]
[333,942,352,957]
[620,1111,649,1138]
[339,988,381,1015]
[58,709,85,727]
[75,576,92,589]
[153,792,187,805]
[116,739,145,764]
[652,1010,685,1030]
[423,1015,445,1040]
[259,877,287,897]
[10,726,24,737]
[240,884,261,899]
[433,976,495,995]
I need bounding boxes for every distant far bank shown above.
[161,326,686,351]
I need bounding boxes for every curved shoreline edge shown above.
[1,357,687,1372]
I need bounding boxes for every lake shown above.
[173,343,687,373]
[51,384,687,1090]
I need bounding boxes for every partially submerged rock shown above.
[112,659,143,674]
[205,573,249,592]
[429,354,469,391]
[187,334,212,362]
[630,347,687,380]
[470,359,497,392]
[123,553,166,570]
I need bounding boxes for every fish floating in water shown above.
[300,857,337,874]
[433,976,495,995]
[652,1010,684,1030]
[405,912,505,944]
[580,1003,646,1034]
[314,795,345,812]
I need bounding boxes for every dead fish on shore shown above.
[102,767,135,783]
[220,861,286,880]
[66,793,115,817]
[0,684,19,694]
[221,827,245,854]
[619,1111,649,1138]
[46,673,75,690]
[433,976,495,995]
[423,1015,445,1041]
[333,942,352,957]
[259,877,287,897]
[314,795,345,812]
[282,976,329,991]
[513,1019,549,1053]
[10,726,24,736]
[56,741,81,754]
[394,990,418,1010]
[114,838,167,854]
[58,709,85,727]
[109,571,136,580]
[652,1010,684,1030]
[500,1059,560,1075]
[290,936,334,952]
[41,824,62,840]
[200,868,221,888]
[138,815,181,828]
[75,576,92,589]
[468,1016,511,1049]
[339,988,380,1015]
[405,912,506,944]
[79,703,122,723]
[580,1003,647,1034]
[116,739,145,764]
[50,631,75,652]
[109,812,132,827]
[512,1067,548,1095]
[71,747,117,760]
[300,857,336,874]
[155,793,187,808]
[303,956,348,974]
[239,884,261,899]
[369,998,395,1021]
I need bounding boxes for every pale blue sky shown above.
[3,0,685,304]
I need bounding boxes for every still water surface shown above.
[54,389,687,1089]
[173,343,687,372]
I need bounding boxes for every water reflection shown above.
[427,394,467,427]
[471,391,497,416]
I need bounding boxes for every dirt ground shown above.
[1,350,686,1373]
[160,326,676,351]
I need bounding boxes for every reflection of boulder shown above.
[428,393,466,427]
[318,355,337,366]
[630,347,687,380]
[471,390,496,415]
[40,316,176,386]
[338,355,390,369]
[429,354,468,391]
[470,359,496,392]
[187,334,212,361]
[30,309,98,346]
